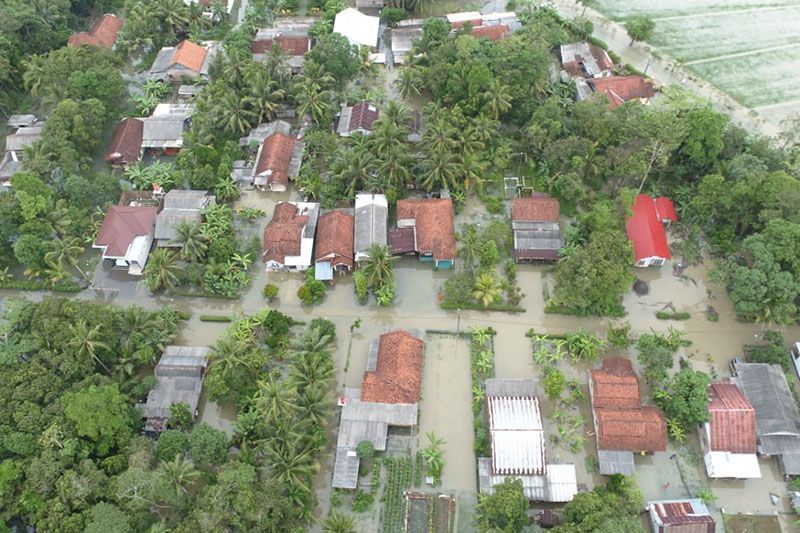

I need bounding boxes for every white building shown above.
[333,8,380,49]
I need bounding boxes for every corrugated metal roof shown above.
[704,450,761,478]
[598,449,635,475]
[315,261,333,280]
[488,395,545,476]
[485,379,538,398]
[478,458,577,502]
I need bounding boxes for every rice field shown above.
[592,0,800,112]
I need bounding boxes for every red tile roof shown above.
[655,197,678,223]
[588,75,655,109]
[315,210,354,270]
[396,198,456,261]
[708,381,757,454]
[562,45,614,78]
[256,133,295,188]
[652,501,716,532]
[590,357,667,452]
[627,194,671,263]
[347,102,380,132]
[68,14,124,48]
[251,35,310,56]
[361,331,424,404]
[95,206,158,257]
[105,118,143,165]
[262,202,308,264]
[171,40,208,72]
[512,195,560,222]
[472,24,510,41]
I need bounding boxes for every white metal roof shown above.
[478,458,577,502]
[488,395,543,430]
[704,451,761,479]
[488,396,545,475]
[333,8,379,48]
[446,11,481,23]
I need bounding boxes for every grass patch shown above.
[0,279,82,292]
[440,301,524,313]
[655,310,691,320]
[199,314,233,322]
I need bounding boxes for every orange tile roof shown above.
[315,210,354,270]
[68,14,124,48]
[105,118,143,165]
[361,331,424,404]
[255,133,295,188]
[472,24,510,41]
[589,357,641,408]
[588,75,655,109]
[171,40,208,72]
[396,198,456,261]
[708,381,757,454]
[252,35,310,56]
[512,195,560,222]
[262,202,308,264]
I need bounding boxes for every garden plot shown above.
[592,0,799,20]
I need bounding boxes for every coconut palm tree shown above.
[468,114,499,145]
[481,79,512,120]
[216,93,259,135]
[289,353,334,392]
[45,237,87,281]
[361,244,397,289]
[458,151,487,192]
[290,326,334,357]
[381,100,412,127]
[254,373,295,423]
[261,436,317,486]
[420,148,458,191]
[396,68,422,99]
[171,221,208,262]
[22,55,46,97]
[293,385,330,426]
[458,226,482,268]
[145,248,181,293]
[160,454,200,497]
[322,510,356,533]
[472,272,503,308]
[294,82,332,125]
[157,0,191,39]
[375,148,412,193]
[332,147,375,198]
[245,72,285,124]
[422,118,458,154]
[368,120,406,159]
[67,320,110,371]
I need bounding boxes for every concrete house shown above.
[354,193,388,263]
[262,201,319,271]
[1,117,44,187]
[701,380,761,479]
[93,206,158,275]
[251,20,312,73]
[105,118,144,168]
[560,42,614,79]
[141,104,194,155]
[149,40,219,82]
[138,346,211,434]
[390,197,456,269]
[647,499,715,533]
[585,76,655,109]
[68,14,124,48]
[511,194,563,263]
[154,189,215,248]
[589,357,667,475]
[333,330,424,489]
[314,210,355,281]
[626,194,677,267]
[477,379,578,502]
[337,102,380,137]
[333,8,380,49]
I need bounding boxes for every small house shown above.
[446,12,482,28]
[93,206,158,276]
[149,40,219,82]
[733,361,800,475]
[333,8,380,49]
[314,210,355,281]
[239,121,304,191]
[647,499,715,533]
[560,42,614,79]
[154,189,214,248]
[105,118,144,168]
[355,0,384,9]
[471,24,510,41]
[585,75,655,109]
[477,379,578,502]
[141,103,194,155]
[701,380,761,479]
[337,102,380,137]
[139,345,211,434]
[332,330,424,489]
[589,357,667,475]
[354,193,388,263]
[1,120,44,187]
[68,14,124,48]
[391,197,456,269]
[626,194,677,267]
[511,194,563,263]
[391,27,422,65]
[262,201,319,271]
[252,20,312,73]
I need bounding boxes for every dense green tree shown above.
[188,423,229,466]
[155,429,189,462]
[624,16,655,45]
[306,33,360,87]
[62,383,135,456]
[557,475,644,532]
[84,502,132,533]
[655,366,711,432]
[475,477,527,532]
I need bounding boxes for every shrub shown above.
[298,279,326,305]
[481,194,504,214]
[168,402,193,430]
[543,367,566,402]
[381,7,406,25]
[607,322,632,349]
[199,315,233,322]
[745,331,788,370]
[656,310,691,320]
[309,317,337,340]
[353,270,369,304]
[356,440,375,459]
[352,490,374,512]
[263,283,279,301]
[155,430,189,462]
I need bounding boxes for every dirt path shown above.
[553,0,782,138]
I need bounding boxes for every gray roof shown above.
[735,363,800,455]
[391,27,421,54]
[140,346,210,427]
[155,190,212,243]
[513,222,563,253]
[354,193,388,260]
[0,152,21,181]
[779,454,800,475]
[4,126,44,152]
[163,189,212,209]
[478,458,577,502]
[332,447,360,489]
[598,449,635,475]
[485,378,538,398]
[8,114,38,128]
[159,345,212,368]
[142,119,187,148]
[240,120,292,147]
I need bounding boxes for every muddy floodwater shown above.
[4,190,800,530]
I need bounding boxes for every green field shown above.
[592,0,800,110]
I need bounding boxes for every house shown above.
[355,0,384,9]
[314,210,354,281]
[141,103,194,155]
[390,197,457,269]
[588,357,667,475]
[585,76,655,109]
[480,12,521,31]
[154,189,214,248]
[1,120,44,187]
[138,346,211,434]
[68,14,124,48]
[560,42,614,79]
[354,193,388,263]
[471,24,510,41]
[446,12,482,28]
[93,206,158,275]
[391,27,422,65]
[105,118,144,168]
[477,379,578,502]
[252,20,312,73]
[262,201,319,271]
[647,499,715,533]
[238,121,304,191]
[700,380,761,479]
[332,330,424,489]
[337,102,380,137]
[149,40,219,82]
[732,361,800,475]
[333,8,380,49]
[511,194,563,263]
[626,194,677,267]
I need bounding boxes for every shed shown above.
[512,195,562,263]
[647,499,715,533]
[354,193,388,263]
